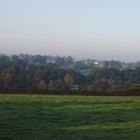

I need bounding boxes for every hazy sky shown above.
[1,0,140,61]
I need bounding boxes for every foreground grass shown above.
[0,94,140,140]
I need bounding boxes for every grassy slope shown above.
[0,94,140,140]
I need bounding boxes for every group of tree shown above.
[0,54,140,93]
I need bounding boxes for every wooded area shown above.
[0,54,140,94]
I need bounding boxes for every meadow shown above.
[0,94,140,140]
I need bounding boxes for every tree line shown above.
[0,54,140,93]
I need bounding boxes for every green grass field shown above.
[0,94,140,140]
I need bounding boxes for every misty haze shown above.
[1,0,140,61]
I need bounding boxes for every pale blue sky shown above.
[0,0,140,61]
